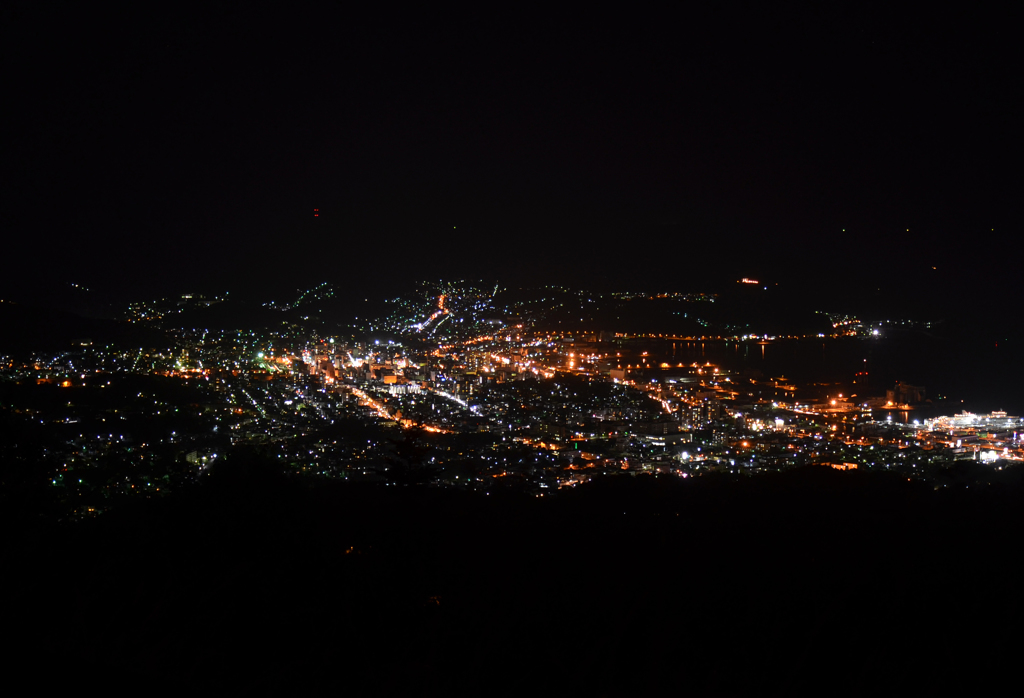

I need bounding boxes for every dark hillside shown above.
[5,463,1022,695]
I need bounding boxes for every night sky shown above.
[6,6,1020,301]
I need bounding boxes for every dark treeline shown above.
[5,458,1023,695]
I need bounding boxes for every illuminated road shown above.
[411,294,450,333]
[341,384,454,433]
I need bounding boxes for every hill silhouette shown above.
[0,301,167,355]
[4,458,1023,695]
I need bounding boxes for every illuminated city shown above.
[6,7,1021,694]
[3,280,1021,520]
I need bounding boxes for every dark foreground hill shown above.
[4,465,1023,696]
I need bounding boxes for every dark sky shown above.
[5,6,1020,302]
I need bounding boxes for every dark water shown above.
[870,405,954,425]
[653,334,1024,415]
